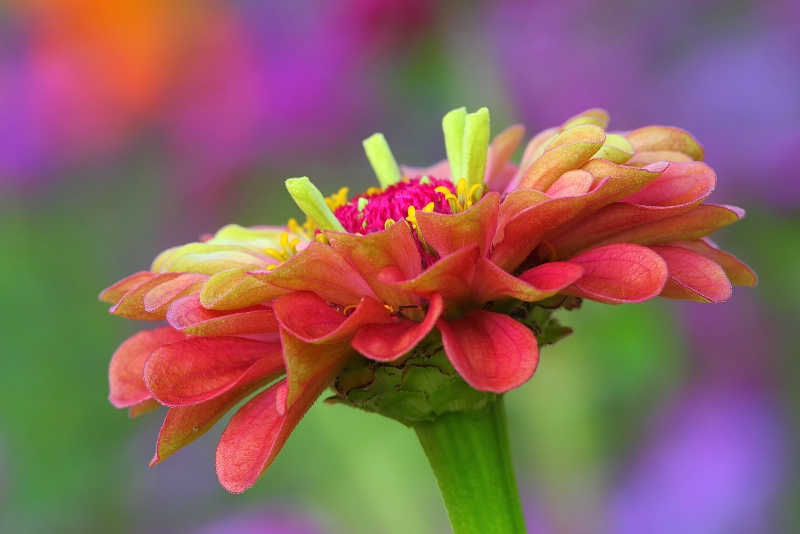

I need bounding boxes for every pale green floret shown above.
[419,176,431,185]
[442,107,467,181]
[594,133,635,164]
[285,177,346,232]
[357,197,369,211]
[461,107,490,196]
[363,133,402,188]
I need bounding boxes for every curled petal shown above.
[144,337,284,406]
[109,273,187,320]
[167,295,279,336]
[651,245,732,303]
[663,239,756,287]
[327,221,422,306]
[153,243,271,275]
[250,242,376,305]
[437,310,539,393]
[99,272,156,304]
[545,170,594,198]
[394,247,479,307]
[415,193,499,257]
[200,267,281,310]
[109,327,188,408]
[624,161,716,208]
[519,124,606,190]
[563,244,668,304]
[352,293,444,362]
[274,291,395,344]
[472,257,584,304]
[151,368,277,465]
[143,273,208,314]
[626,126,704,161]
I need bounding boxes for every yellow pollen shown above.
[264,231,301,264]
[324,187,349,211]
[405,202,435,231]
[435,178,483,213]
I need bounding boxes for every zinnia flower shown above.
[101,107,755,494]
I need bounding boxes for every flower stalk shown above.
[413,395,526,534]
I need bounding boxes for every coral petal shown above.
[274,291,395,344]
[563,243,668,304]
[394,247,479,306]
[651,246,732,302]
[415,193,499,257]
[143,273,208,313]
[249,242,376,305]
[437,310,539,393]
[100,272,156,304]
[545,170,594,198]
[472,257,583,304]
[109,327,188,408]
[352,293,444,361]
[144,338,283,406]
[519,124,606,190]
[664,239,756,287]
[151,370,276,465]
[167,295,278,336]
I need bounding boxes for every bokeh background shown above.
[1,1,798,533]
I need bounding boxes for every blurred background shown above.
[1,0,798,533]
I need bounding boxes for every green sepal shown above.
[443,107,467,181]
[363,133,402,188]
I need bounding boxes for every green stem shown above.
[413,396,526,533]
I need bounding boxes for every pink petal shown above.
[144,337,284,406]
[274,291,395,344]
[99,271,156,304]
[437,310,539,393]
[401,159,451,181]
[472,257,584,304]
[151,371,275,465]
[327,221,422,305]
[663,238,756,287]
[216,336,354,492]
[545,170,594,198]
[485,124,525,191]
[167,295,278,336]
[249,242,376,305]
[651,245,732,302]
[623,161,715,207]
[109,327,188,408]
[415,193,499,257]
[563,243,668,304]
[352,293,444,362]
[595,204,745,246]
[394,246,479,308]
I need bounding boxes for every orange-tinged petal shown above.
[626,125,704,161]
[394,247,479,307]
[545,169,594,198]
[166,295,279,336]
[151,369,277,466]
[200,267,281,310]
[109,327,188,408]
[650,245,732,303]
[274,291,395,344]
[143,273,208,313]
[562,243,668,304]
[518,124,606,190]
[663,239,756,287]
[144,337,284,406]
[249,242,376,305]
[626,150,694,166]
[437,310,539,393]
[99,271,156,304]
[153,243,270,274]
[596,204,745,247]
[472,257,584,304]
[415,193,499,257]
[327,221,422,306]
[352,293,444,362]
[109,273,186,320]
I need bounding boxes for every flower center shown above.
[333,177,454,235]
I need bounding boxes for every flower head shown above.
[101,107,754,493]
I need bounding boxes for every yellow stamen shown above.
[264,231,302,263]
[405,202,435,231]
[324,187,349,211]
[435,178,484,213]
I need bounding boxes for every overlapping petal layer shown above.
[101,107,753,493]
